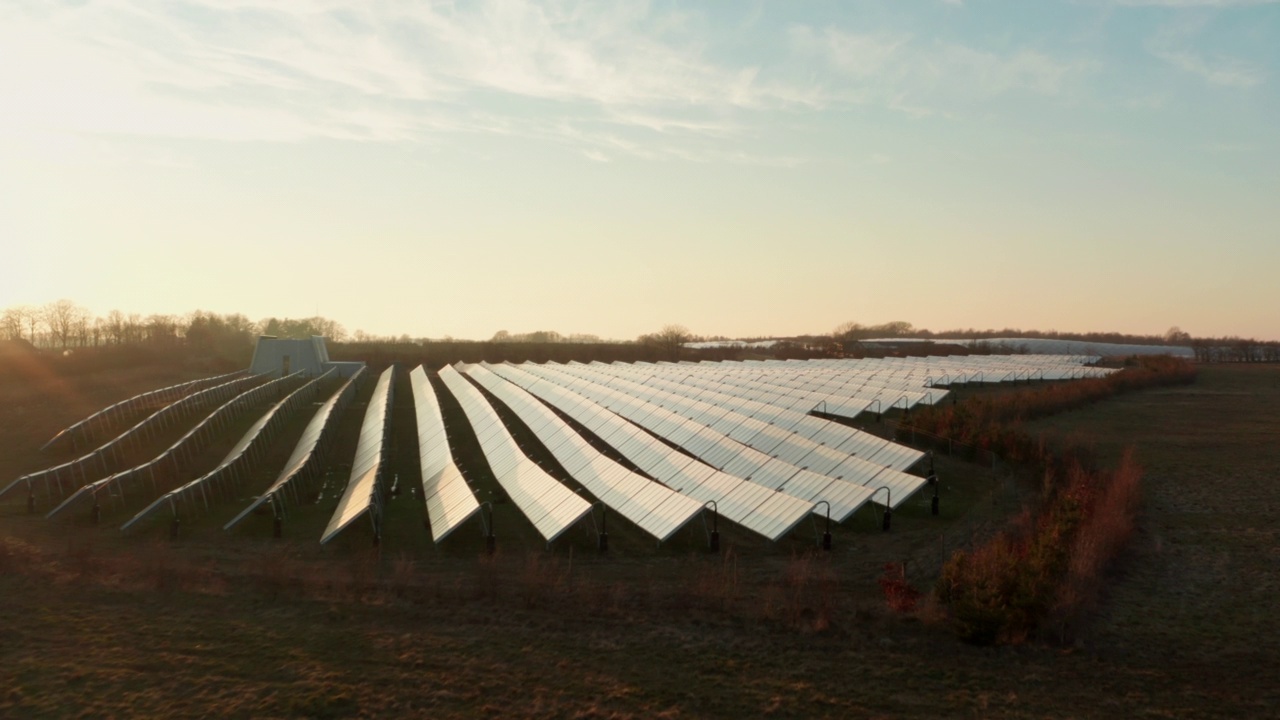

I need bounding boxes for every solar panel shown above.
[122,369,336,531]
[40,368,282,515]
[40,370,249,454]
[572,362,925,472]
[438,365,591,545]
[409,366,481,543]
[223,367,366,531]
[464,363,704,543]
[520,363,885,518]
[321,366,395,544]
[488,363,815,541]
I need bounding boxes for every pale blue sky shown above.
[1,0,1276,340]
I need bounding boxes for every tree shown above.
[832,321,865,341]
[877,320,914,337]
[1164,326,1192,345]
[23,305,43,346]
[42,299,86,349]
[638,324,693,361]
[259,316,347,341]
[144,314,180,345]
[104,310,126,344]
[1,307,24,341]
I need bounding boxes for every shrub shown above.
[936,453,1144,644]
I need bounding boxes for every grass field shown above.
[2,359,1277,717]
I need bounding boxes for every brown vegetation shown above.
[935,451,1143,644]
[899,359,1193,644]
[898,355,1198,464]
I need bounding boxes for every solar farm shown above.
[2,339,1113,552]
[3,344,1279,718]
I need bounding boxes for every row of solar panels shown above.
[39,370,248,454]
[10,353,1109,547]
[224,367,366,530]
[321,367,395,544]
[47,370,309,518]
[124,368,340,531]
[0,372,270,503]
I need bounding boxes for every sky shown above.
[1,0,1276,342]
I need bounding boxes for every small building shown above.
[248,336,364,377]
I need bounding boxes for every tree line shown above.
[6,300,1276,366]
[0,301,347,357]
[829,320,1280,363]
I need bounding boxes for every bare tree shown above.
[1,307,24,341]
[105,310,126,344]
[638,324,693,361]
[73,309,91,347]
[1164,326,1192,344]
[832,321,864,340]
[145,314,180,345]
[23,305,42,346]
[42,299,85,349]
[125,313,143,343]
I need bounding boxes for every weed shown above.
[878,562,921,614]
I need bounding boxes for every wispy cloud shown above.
[789,26,1098,116]
[0,0,830,161]
[789,26,908,79]
[4,0,1236,165]
[1145,18,1267,87]
[1151,48,1266,86]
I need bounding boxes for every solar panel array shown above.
[463,363,706,543]
[520,362,924,514]
[438,364,593,545]
[2,372,269,504]
[321,366,395,544]
[567,363,920,469]
[409,366,481,543]
[40,370,248,454]
[623,359,938,419]
[123,369,337,531]
[487,363,816,541]
[4,351,1115,549]
[545,358,926,476]
[47,371,307,519]
[224,367,366,531]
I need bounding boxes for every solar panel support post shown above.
[480,501,496,555]
[267,491,284,539]
[92,501,101,525]
[813,500,832,551]
[703,501,720,553]
[26,487,35,514]
[593,502,608,554]
[869,486,892,531]
[929,475,940,516]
